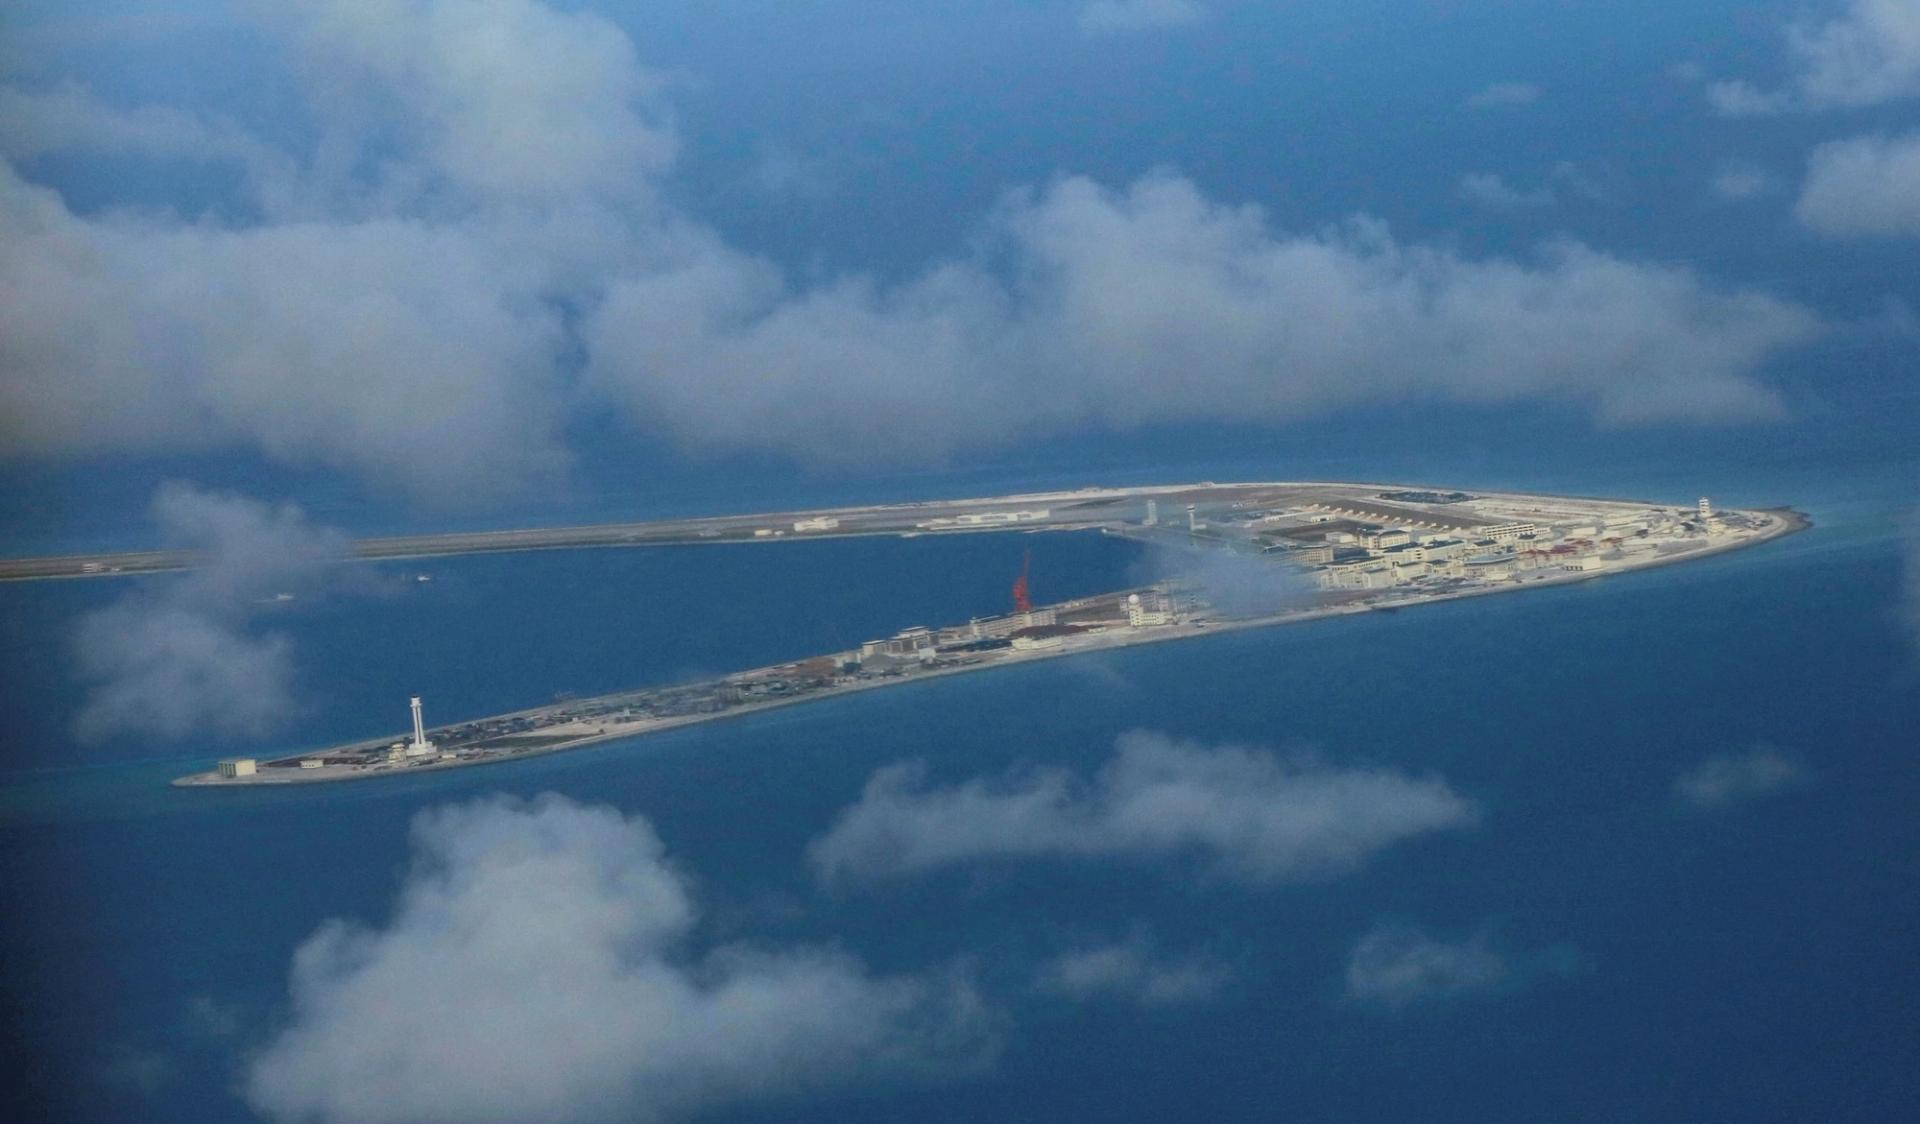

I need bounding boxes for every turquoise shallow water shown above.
[1,492,1917,1121]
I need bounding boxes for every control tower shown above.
[405,695,437,757]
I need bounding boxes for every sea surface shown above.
[2,487,1917,1121]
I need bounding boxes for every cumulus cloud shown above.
[590,174,1818,463]
[1464,82,1542,109]
[807,730,1478,886]
[1673,745,1804,808]
[0,0,1826,502]
[1796,131,1920,236]
[0,165,577,500]
[1709,0,1920,114]
[1343,924,1510,1008]
[70,483,346,743]
[1034,935,1230,1005]
[268,0,675,209]
[0,0,645,503]
[1079,0,1207,35]
[246,794,997,1124]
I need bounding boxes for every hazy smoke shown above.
[1133,542,1319,619]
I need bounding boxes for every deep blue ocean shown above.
[2,474,1917,1122]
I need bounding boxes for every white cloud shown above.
[246,794,997,1124]
[1034,935,1230,1005]
[1710,0,1920,114]
[0,0,1827,502]
[270,0,676,208]
[1706,79,1792,117]
[1674,745,1804,808]
[71,483,347,743]
[1343,924,1509,1008]
[1460,163,1606,210]
[0,82,288,183]
[1458,173,1555,209]
[0,0,658,503]
[807,730,1478,886]
[1079,0,1207,35]
[73,603,298,744]
[0,166,578,501]
[1796,131,1920,236]
[1712,163,1776,200]
[1464,82,1542,109]
[591,174,1818,464]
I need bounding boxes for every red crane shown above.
[1012,550,1032,614]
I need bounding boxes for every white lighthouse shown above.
[405,695,436,757]
[1697,496,1715,524]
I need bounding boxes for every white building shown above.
[1011,633,1063,650]
[216,758,256,778]
[1126,592,1171,627]
[862,626,937,659]
[794,516,841,532]
[1479,521,1540,543]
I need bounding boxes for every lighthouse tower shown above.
[1697,496,1715,524]
[405,695,436,757]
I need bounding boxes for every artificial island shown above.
[57,479,1796,788]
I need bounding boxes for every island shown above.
[162,481,1805,786]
